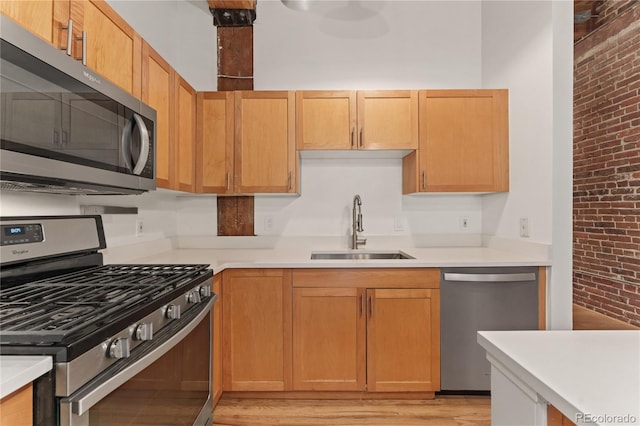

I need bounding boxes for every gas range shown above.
[0,216,215,425]
[1,263,212,360]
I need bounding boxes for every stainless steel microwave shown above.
[0,15,156,195]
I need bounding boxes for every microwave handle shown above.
[121,113,150,175]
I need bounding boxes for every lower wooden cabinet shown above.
[291,269,440,393]
[367,288,440,392]
[292,287,366,391]
[222,269,292,391]
[0,383,33,426]
[547,405,576,426]
[212,273,223,405]
[220,268,440,395]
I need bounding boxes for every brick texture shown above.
[573,1,640,327]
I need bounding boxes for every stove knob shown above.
[165,304,181,320]
[198,285,212,298]
[108,337,130,359]
[135,323,153,341]
[187,290,201,304]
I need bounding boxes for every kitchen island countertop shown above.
[478,330,640,425]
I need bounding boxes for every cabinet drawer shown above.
[292,268,439,289]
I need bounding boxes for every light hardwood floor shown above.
[213,396,490,426]
[572,304,639,330]
[213,304,638,425]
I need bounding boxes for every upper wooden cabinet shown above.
[83,0,141,97]
[197,91,297,195]
[196,92,235,194]
[175,76,197,192]
[0,0,65,46]
[141,41,174,190]
[297,90,418,151]
[403,89,509,193]
[296,91,356,150]
[235,91,297,193]
[1,0,141,97]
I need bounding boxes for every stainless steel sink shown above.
[310,251,415,260]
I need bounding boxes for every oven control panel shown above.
[0,223,44,246]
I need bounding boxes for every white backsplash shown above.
[175,157,484,244]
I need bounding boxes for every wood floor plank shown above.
[213,396,490,425]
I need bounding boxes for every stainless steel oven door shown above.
[59,299,213,426]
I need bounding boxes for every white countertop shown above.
[0,356,52,399]
[120,246,550,273]
[478,330,640,426]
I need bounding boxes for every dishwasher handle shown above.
[443,272,536,282]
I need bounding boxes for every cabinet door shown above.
[416,89,509,192]
[0,383,32,426]
[222,269,292,391]
[234,91,297,193]
[357,90,418,150]
[367,288,440,392]
[196,92,235,194]
[1,0,74,51]
[175,76,196,192]
[212,273,223,406]
[141,41,174,190]
[296,91,356,150]
[1,0,53,44]
[83,0,141,97]
[292,287,366,391]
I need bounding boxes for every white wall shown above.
[106,0,217,90]
[480,1,553,244]
[254,0,482,90]
[480,0,573,329]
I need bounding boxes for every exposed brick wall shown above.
[595,0,638,26]
[573,1,640,327]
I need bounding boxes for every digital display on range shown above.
[0,223,44,246]
[5,226,25,236]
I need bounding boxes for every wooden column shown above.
[210,1,255,236]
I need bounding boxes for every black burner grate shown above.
[0,264,210,343]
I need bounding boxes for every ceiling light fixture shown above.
[281,0,311,12]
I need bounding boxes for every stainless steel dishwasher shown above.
[440,266,539,392]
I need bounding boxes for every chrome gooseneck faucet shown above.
[351,194,367,249]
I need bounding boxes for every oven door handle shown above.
[63,297,214,416]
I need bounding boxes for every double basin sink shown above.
[310,250,415,260]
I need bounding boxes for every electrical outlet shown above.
[394,216,404,232]
[460,216,470,230]
[519,218,529,238]
[136,219,144,237]
[264,215,274,232]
